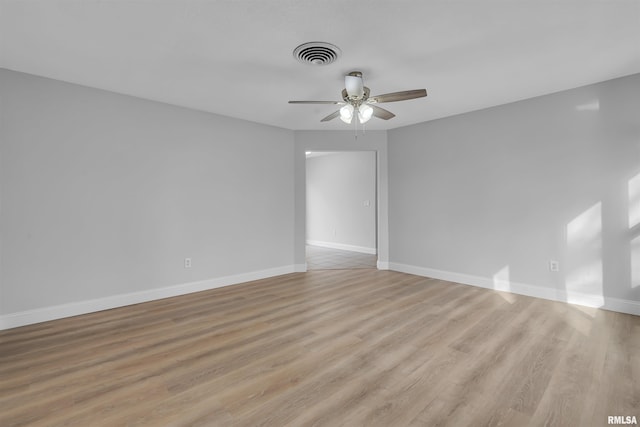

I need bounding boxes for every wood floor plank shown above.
[1,269,638,426]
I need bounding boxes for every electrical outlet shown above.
[184,258,192,268]
[549,260,559,272]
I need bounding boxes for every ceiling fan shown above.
[289,71,427,124]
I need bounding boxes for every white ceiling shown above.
[1,1,639,130]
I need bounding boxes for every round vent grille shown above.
[293,42,341,66]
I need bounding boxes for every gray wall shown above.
[294,131,389,268]
[306,151,376,253]
[0,69,295,316]
[388,73,640,308]
[3,67,638,324]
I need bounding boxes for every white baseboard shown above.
[4,262,635,331]
[307,240,377,255]
[388,262,640,316]
[0,265,298,331]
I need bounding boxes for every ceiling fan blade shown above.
[289,100,344,104]
[320,110,341,122]
[370,105,396,120]
[369,89,427,103]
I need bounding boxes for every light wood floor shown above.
[1,270,638,427]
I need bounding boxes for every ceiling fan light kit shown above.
[338,103,373,125]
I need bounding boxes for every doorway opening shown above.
[305,151,377,270]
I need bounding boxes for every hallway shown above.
[306,245,377,270]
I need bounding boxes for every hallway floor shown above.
[306,245,377,270]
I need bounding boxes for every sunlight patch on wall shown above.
[628,173,640,229]
[566,202,604,306]
[492,265,515,303]
[575,99,600,112]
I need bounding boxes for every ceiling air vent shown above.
[293,42,341,66]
